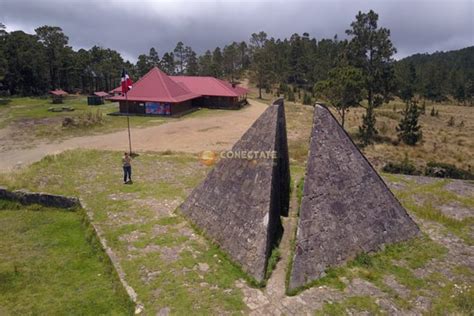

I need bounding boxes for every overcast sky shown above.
[1,0,473,62]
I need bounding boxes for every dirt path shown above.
[0,99,267,172]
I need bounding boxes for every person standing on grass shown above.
[122,152,132,184]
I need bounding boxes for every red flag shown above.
[121,69,133,94]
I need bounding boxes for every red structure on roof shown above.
[49,89,68,96]
[94,91,109,97]
[109,67,200,103]
[170,76,248,97]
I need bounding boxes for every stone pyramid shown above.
[288,104,420,290]
[180,99,290,282]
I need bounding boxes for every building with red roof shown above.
[94,91,110,98]
[109,67,248,116]
[170,76,248,109]
[49,89,68,104]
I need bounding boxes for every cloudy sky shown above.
[1,0,473,62]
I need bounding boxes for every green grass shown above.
[316,296,384,316]
[0,149,248,314]
[394,178,474,245]
[0,201,133,315]
[265,247,281,280]
[287,234,447,302]
[0,96,168,140]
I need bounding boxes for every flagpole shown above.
[126,91,132,155]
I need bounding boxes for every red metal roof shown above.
[94,91,109,97]
[171,76,248,97]
[109,86,122,93]
[109,67,200,103]
[49,89,68,96]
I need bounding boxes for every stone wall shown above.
[180,98,290,282]
[0,186,80,209]
[288,104,420,290]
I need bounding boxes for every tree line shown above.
[1,16,472,102]
[0,11,472,146]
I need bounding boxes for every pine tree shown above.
[397,100,422,145]
[359,105,378,146]
[346,10,397,144]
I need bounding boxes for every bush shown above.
[447,116,455,127]
[286,89,295,102]
[424,162,474,180]
[420,102,426,114]
[302,92,312,105]
[382,156,420,176]
[62,110,104,128]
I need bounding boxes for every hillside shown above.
[395,46,474,103]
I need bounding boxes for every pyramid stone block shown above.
[289,104,420,290]
[180,99,290,282]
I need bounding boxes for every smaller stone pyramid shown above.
[180,99,290,282]
[288,104,420,291]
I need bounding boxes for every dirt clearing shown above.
[0,99,267,172]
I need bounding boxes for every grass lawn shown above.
[0,149,473,314]
[0,150,248,314]
[0,96,168,141]
[0,201,133,315]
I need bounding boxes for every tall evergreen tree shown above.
[198,50,213,76]
[249,32,274,98]
[210,47,223,78]
[346,10,397,145]
[185,46,198,75]
[223,42,239,81]
[35,26,69,89]
[148,47,160,67]
[160,52,175,75]
[136,54,150,77]
[3,31,49,94]
[398,62,417,102]
[173,41,185,74]
[0,23,7,82]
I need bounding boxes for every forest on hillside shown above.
[0,13,472,105]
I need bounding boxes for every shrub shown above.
[62,110,104,128]
[382,155,420,175]
[286,89,295,102]
[420,102,426,114]
[447,116,455,127]
[302,92,312,105]
[424,162,474,180]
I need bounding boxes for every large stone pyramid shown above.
[180,99,290,282]
[288,104,420,290]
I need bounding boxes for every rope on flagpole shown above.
[126,91,132,155]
